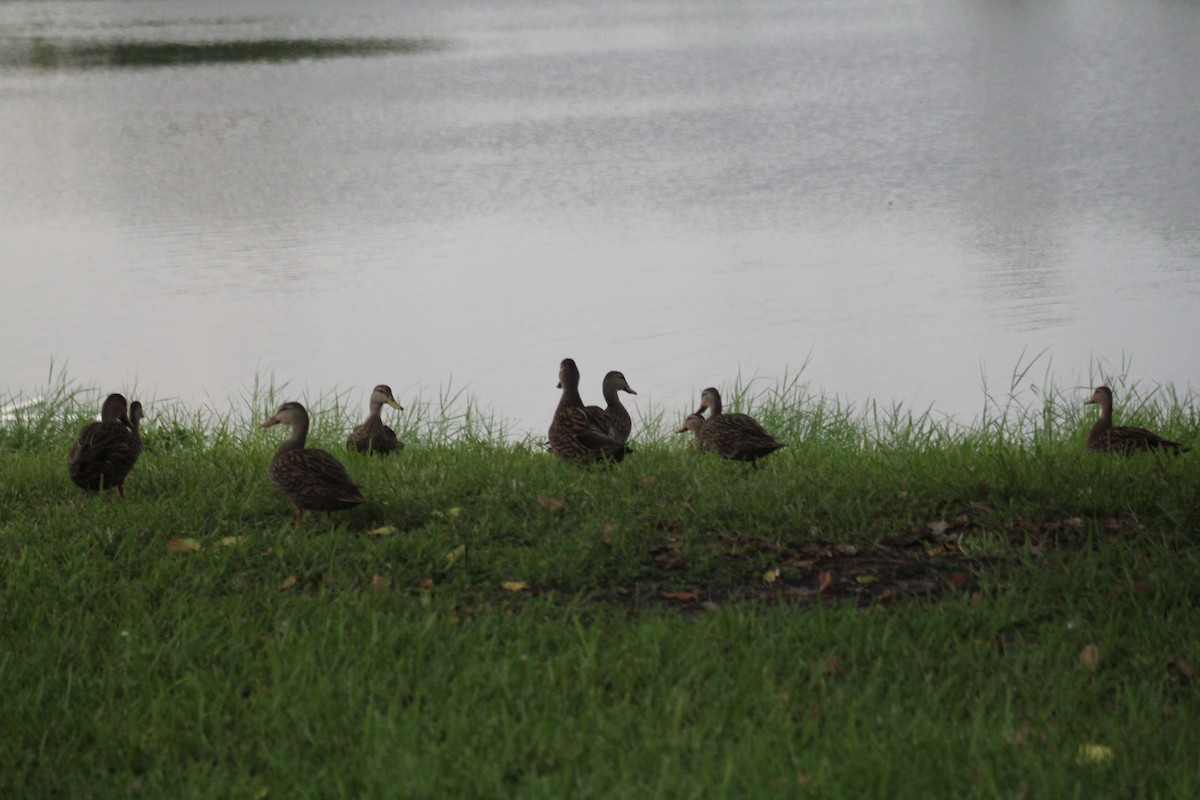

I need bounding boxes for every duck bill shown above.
[675,425,689,434]
[386,399,404,411]
[258,417,281,429]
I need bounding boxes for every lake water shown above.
[3,0,1200,435]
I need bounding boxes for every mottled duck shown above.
[1084,385,1187,454]
[346,384,405,455]
[675,387,784,463]
[260,401,366,524]
[584,370,637,443]
[68,392,141,498]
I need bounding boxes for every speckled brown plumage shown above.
[260,401,366,524]
[548,358,632,463]
[68,393,141,498]
[346,384,405,455]
[1085,386,1187,454]
[675,387,785,463]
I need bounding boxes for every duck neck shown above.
[603,383,626,413]
[557,383,584,412]
[275,419,309,456]
[708,397,723,416]
[1090,398,1113,434]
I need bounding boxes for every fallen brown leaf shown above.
[947,571,970,589]
[419,578,434,589]
[371,574,391,590]
[501,581,529,592]
[817,571,834,594]
[536,496,564,510]
[1174,659,1195,682]
[1080,643,1100,672]
[661,590,700,602]
[167,538,201,552]
[277,574,298,591]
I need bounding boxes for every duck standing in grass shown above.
[346,384,405,455]
[677,386,785,464]
[1084,385,1188,454]
[260,401,366,525]
[584,370,637,443]
[548,358,633,463]
[68,393,142,498]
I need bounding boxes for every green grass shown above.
[2,369,1199,798]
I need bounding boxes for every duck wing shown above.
[701,414,785,462]
[270,448,366,511]
[550,407,631,463]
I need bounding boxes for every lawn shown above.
[1,374,1198,798]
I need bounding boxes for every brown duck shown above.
[548,358,632,463]
[260,401,366,524]
[584,370,637,444]
[1085,385,1187,454]
[68,393,141,498]
[346,384,405,455]
[676,387,785,463]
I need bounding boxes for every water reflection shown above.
[0,37,448,71]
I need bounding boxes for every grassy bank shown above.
[2,374,1199,798]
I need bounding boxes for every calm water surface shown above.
[3,0,1200,433]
